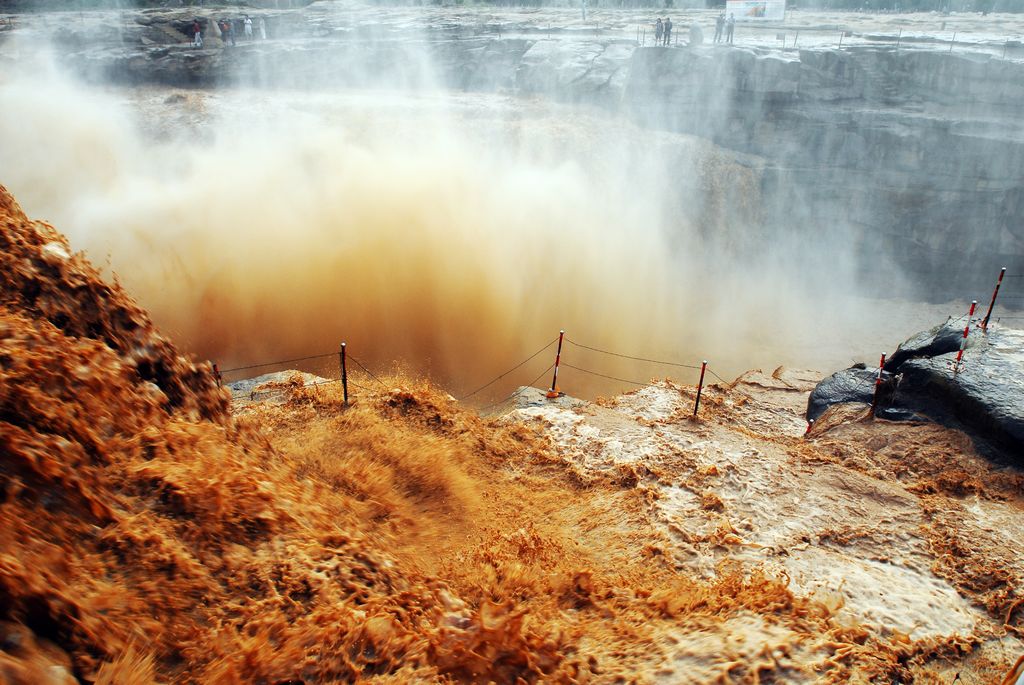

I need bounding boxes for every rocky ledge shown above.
[809,319,1024,462]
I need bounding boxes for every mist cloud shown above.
[0,42,936,400]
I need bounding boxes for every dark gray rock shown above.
[808,322,1024,463]
[884,317,971,370]
[517,39,632,105]
[807,365,881,422]
[896,350,1024,455]
[624,47,1024,299]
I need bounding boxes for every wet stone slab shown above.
[809,319,1024,463]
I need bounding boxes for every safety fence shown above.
[212,267,1022,417]
[212,331,726,416]
[214,348,383,404]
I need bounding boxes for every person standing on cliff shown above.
[714,12,725,43]
[654,18,663,46]
[243,15,253,40]
[192,19,202,48]
[221,19,235,46]
[663,17,673,45]
[258,15,267,40]
[726,14,735,44]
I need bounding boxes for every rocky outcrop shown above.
[626,46,1024,296]
[808,319,1024,462]
[0,185,228,421]
[516,39,634,106]
[807,365,884,421]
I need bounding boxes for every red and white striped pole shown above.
[546,330,564,399]
[693,360,708,417]
[870,352,886,416]
[981,267,1006,330]
[953,300,977,374]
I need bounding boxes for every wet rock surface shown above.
[884,316,969,369]
[807,364,884,422]
[809,319,1024,461]
[505,369,1024,681]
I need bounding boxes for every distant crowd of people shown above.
[651,12,734,47]
[190,14,266,48]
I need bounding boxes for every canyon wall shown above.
[19,11,1024,297]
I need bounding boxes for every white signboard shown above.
[725,0,786,21]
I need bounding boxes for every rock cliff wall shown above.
[32,12,1024,297]
[624,46,1024,295]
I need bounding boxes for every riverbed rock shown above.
[884,317,972,370]
[807,365,882,423]
[809,321,1024,462]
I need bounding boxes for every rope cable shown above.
[562,362,648,386]
[457,337,557,401]
[349,355,387,387]
[476,363,555,413]
[707,368,730,384]
[565,338,701,369]
[220,351,335,375]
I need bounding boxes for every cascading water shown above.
[0,17,989,399]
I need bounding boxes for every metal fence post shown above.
[870,353,886,416]
[953,301,977,374]
[693,360,707,417]
[340,342,348,405]
[546,330,565,398]
[981,267,1006,330]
